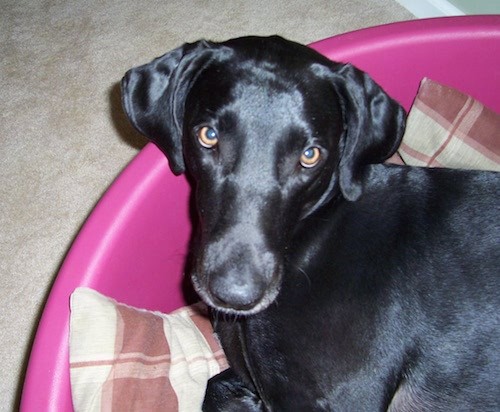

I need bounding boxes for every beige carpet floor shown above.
[0,0,413,410]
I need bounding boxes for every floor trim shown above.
[394,0,465,18]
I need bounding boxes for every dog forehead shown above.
[189,46,332,119]
[220,35,328,66]
[195,36,331,91]
[185,37,343,146]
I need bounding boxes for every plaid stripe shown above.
[398,78,500,171]
[102,304,176,411]
[163,303,224,412]
[175,303,229,372]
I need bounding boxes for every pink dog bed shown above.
[21,16,500,411]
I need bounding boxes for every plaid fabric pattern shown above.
[70,288,228,412]
[398,78,500,171]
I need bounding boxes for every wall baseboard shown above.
[394,0,465,18]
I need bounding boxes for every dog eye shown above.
[197,126,218,148]
[300,147,321,168]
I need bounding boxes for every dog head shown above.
[121,36,405,315]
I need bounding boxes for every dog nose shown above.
[209,274,266,310]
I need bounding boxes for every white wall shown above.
[449,0,500,14]
[394,0,463,17]
[395,0,500,18]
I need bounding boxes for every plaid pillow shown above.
[69,288,228,412]
[398,78,500,170]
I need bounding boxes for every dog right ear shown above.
[121,40,215,175]
[330,64,406,201]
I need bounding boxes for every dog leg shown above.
[203,368,265,411]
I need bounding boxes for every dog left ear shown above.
[329,63,406,201]
[121,40,216,175]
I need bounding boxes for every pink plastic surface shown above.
[21,16,500,411]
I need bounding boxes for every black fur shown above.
[122,36,500,411]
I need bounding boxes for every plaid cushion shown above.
[398,78,500,170]
[69,288,228,412]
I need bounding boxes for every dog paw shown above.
[203,368,264,411]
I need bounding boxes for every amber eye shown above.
[197,126,218,148]
[300,147,321,168]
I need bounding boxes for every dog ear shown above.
[329,63,406,201]
[121,40,215,175]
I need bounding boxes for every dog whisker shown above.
[296,265,312,289]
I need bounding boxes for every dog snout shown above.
[196,236,282,314]
[209,269,267,310]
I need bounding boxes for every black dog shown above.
[121,36,499,411]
